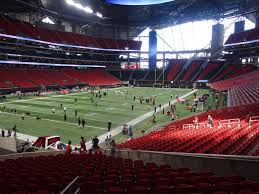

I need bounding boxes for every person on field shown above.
[1,129,5,137]
[152,114,156,123]
[82,119,86,128]
[108,135,112,146]
[75,109,78,117]
[131,105,134,111]
[92,136,99,151]
[78,117,81,126]
[111,139,117,157]
[105,136,109,148]
[107,120,112,131]
[128,125,133,138]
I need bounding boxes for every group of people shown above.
[104,135,117,156]
[66,134,117,156]
[1,129,15,137]
[122,123,133,139]
[1,123,17,137]
[66,135,101,155]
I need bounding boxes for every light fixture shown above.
[74,3,83,9]
[96,12,103,18]
[65,0,101,17]
[84,7,93,13]
[66,0,74,5]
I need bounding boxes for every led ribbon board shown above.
[106,0,174,5]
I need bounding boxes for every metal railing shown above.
[219,118,240,128]
[249,116,259,128]
[60,176,80,194]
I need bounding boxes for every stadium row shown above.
[225,27,259,45]
[165,60,257,82]
[0,16,141,50]
[0,154,259,194]
[0,62,257,90]
[0,67,120,88]
[118,102,259,155]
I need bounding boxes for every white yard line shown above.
[0,87,196,148]
[0,91,88,105]
[0,111,106,130]
[0,87,124,105]
[85,89,198,149]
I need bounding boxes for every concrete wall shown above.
[0,150,64,161]
[106,149,259,181]
[0,137,17,152]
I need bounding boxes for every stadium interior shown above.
[0,0,259,194]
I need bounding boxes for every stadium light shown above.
[84,7,93,14]
[96,12,103,18]
[74,3,83,9]
[66,0,74,5]
[65,0,101,17]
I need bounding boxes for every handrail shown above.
[219,118,240,128]
[249,116,259,128]
[196,122,206,129]
[60,176,79,194]
[183,124,195,130]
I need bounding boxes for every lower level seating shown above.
[118,103,259,155]
[210,69,259,91]
[0,154,259,194]
[229,83,259,107]
[0,67,121,88]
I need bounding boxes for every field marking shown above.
[0,111,106,130]
[85,113,97,117]
[85,89,198,149]
[105,107,115,111]
[0,87,124,105]
[0,87,193,146]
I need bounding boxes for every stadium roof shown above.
[1,0,258,28]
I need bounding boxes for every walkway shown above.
[1,129,38,142]
[1,88,197,149]
[85,89,198,149]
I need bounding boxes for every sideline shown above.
[85,89,198,149]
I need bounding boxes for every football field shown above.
[0,87,213,144]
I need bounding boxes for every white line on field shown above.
[0,111,106,130]
[85,89,198,149]
[0,87,124,105]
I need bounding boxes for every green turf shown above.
[0,87,218,145]
[112,89,220,144]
